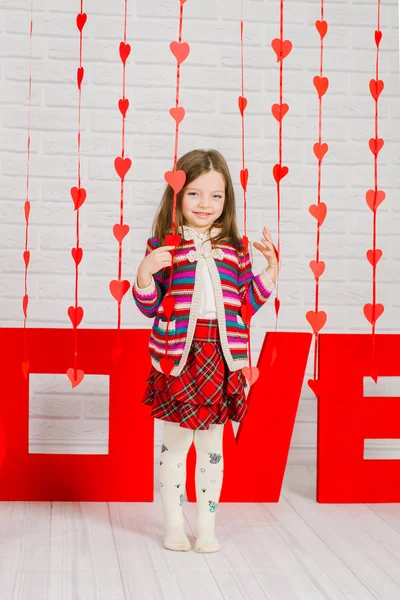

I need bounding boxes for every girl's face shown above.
[181,170,225,234]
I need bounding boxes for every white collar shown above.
[179,224,221,241]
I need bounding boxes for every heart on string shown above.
[112,346,123,363]
[165,233,181,247]
[271,103,289,122]
[242,235,248,254]
[315,20,328,38]
[118,98,129,118]
[170,41,190,65]
[313,76,329,99]
[23,250,30,268]
[77,67,84,89]
[306,310,327,334]
[22,294,28,318]
[70,187,87,211]
[22,360,29,379]
[119,42,131,65]
[368,138,384,156]
[67,368,85,388]
[180,0,187,4]
[309,260,325,279]
[24,200,30,222]
[238,96,247,116]
[114,157,132,181]
[313,142,329,162]
[364,303,384,325]
[366,249,383,267]
[365,189,385,211]
[308,379,321,397]
[68,306,84,328]
[76,13,87,32]
[369,79,384,101]
[160,357,174,376]
[309,202,327,225]
[162,296,175,319]
[375,30,382,47]
[275,297,280,316]
[240,168,249,191]
[271,38,292,61]
[169,107,185,125]
[113,223,130,243]
[109,280,130,302]
[164,170,186,194]
[273,164,289,183]
[240,303,252,326]
[242,366,259,386]
[71,247,83,266]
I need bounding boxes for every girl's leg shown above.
[159,421,194,551]
[193,423,224,553]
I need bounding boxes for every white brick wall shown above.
[0,0,399,462]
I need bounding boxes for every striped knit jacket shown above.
[132,224,276,377]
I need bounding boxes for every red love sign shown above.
[67,368,84,388]
[24,201,30,222]
[309,202,327,225]
[308,378,321,398]
[366,249,383,267]
[306,310,327,334]
[240,168,249,191]
[70,187,87,210]
[238,96,248,115]
[273,164,289,183]
[313,142,329,162]
[170,41,190,64]
[242,366,259,386]
[162,296,175,319]
[22,294,28,318]
[76,13,87,32]
[119,42,131,65]
[368,138,384,156]
[363,303,384,325]
[375,30,382,47]
[165,233,181,247]
[315,20,328,38]
[68,306,84,328]
[113,224,130,243]
[160,357,175,376]
[365,189,385,211]
[271,38,292,61]
[271,103,289,122]
[77,67,84,89]
[114,157,132,181]
[275,297,280,316]
[71,247,83,266]
[313,76,329,98]
[118,98,129,118]
[169,107,185,125]
[109,280,130,302]
[369,79,384,101]
[242,235,249,254]
[164,170,186,194]
[23,250,30,268]
[309,260,325,279]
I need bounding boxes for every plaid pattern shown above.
[142,319,249,430]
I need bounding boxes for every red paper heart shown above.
[169,107,185,124]
[273,164,289,183]
[77,67,84,89]
[112,346,123,363]
[240,168,249,191]
[165,233,181,247]
[238,96,247,116]
[170,41,190,64]
[242,366,259,386]
[315,20,328,38]
[366,189,385,211]
[67,368,84,388]
[366,249,383,267]
[160,357,175,376]
[242,235,248,254]
[313,142,329,162]
[271,38,292,61]
[308,379,321,397]
[363,303,384,325]
[164,170,186,194]
[271,103,289,122]
[70,187,87,211]
[113,223,130,243]
[275,297,280,316]
[162,296,175,319]
[76,13,87,32]
[22,360,29,379]
[306,310,327,334]
[309,260,325,279]
[368,138,384,156]
[369,79,384,101]
[109,280,130,302]
[22,294,28,318]
[180,0,187,4]
[68,306,84,328]
[118,98,129,118]
[24,200,30,222]
[23,250,30,267]
[309,202,327,225]
[313,76,329,98]
[114,157,132,181]
[119,42,131,64]
[71,247,83,266]
[241,303,252,326]
[375,30,382,47]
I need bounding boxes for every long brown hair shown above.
[152,149,244,257]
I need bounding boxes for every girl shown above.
[132,149,278,553]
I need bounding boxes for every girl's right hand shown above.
[139,245,176,276]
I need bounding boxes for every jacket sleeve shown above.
[132,237,166,319]
[238,244,276,316]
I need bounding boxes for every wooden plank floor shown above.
[0,465,398,599]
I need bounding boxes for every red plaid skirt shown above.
[142,319,249,430]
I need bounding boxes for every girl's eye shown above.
[188,193,222,198]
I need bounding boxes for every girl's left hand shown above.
[253,226,279,270]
